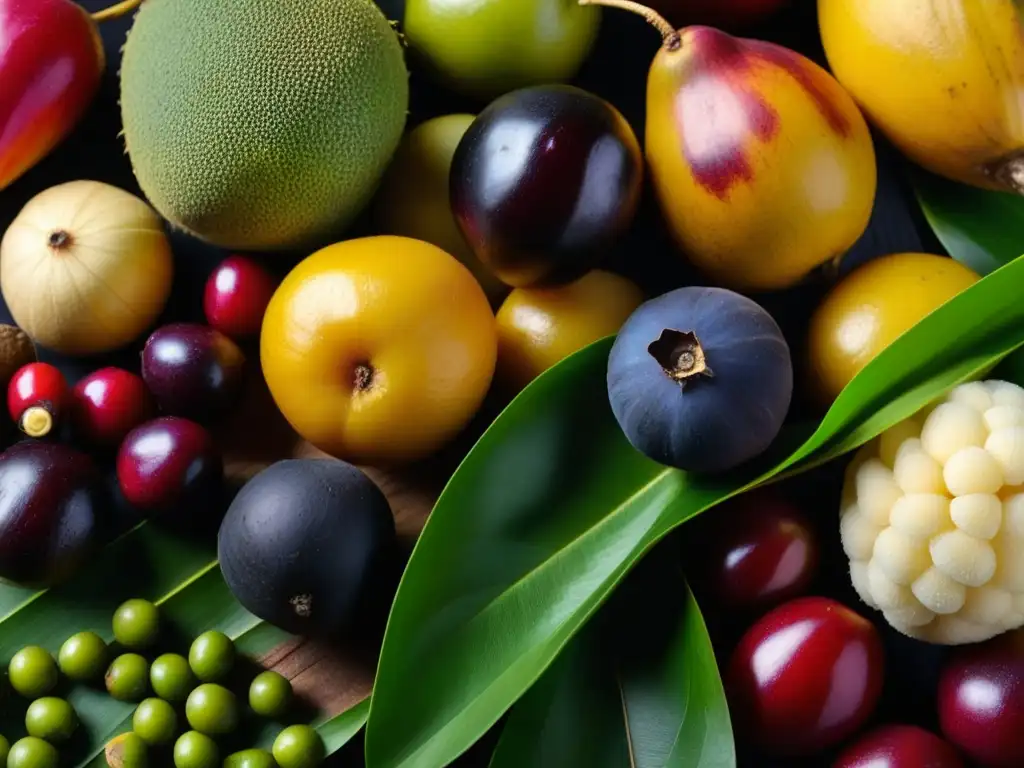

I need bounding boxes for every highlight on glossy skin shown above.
[0,0,105,191]
[819,0,1024,194]
[834,724,965,768]
[203,256,278,341]
[71,368,155,448]
[584,0,876,291]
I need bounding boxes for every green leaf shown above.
[365,254,1024,768]
[490,555,733,768]
[913,168,1024,274]
[0,524,367,767]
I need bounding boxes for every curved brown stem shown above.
[91,0,143,23]
[579,0,682,50]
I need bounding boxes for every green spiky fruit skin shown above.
[119,0,409,252]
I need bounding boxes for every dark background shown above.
[0,1,954,766]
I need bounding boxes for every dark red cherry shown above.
[203,255,278,341]
[7,362,69,439]
[71,367,155,448]
[833,725,964,768]
[141,323,246,424]
[450,84,643,288]
[694,490,817,612]
[116,417,223,519]
[726,596,884,756]
[939,632,1024,767]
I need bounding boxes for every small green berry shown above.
[185,684,238,736]
[112,599,160,649]
[132,698,177,746]
[8,647,58,698]
[223,749,275,768]
[25,697,77,743]
[7,737,58,768]
[173,731,218,768]
[272,725,325,768]
[58,631,108,682]
[187,631,234,683]
[150,653,195,703]
[248,670,292,718]
[105,732,148,768]
[106,653,150,702]
[0,735,10,766]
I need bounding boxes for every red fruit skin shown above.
[700,492,818,612]
[116,416,223,515]
[650,0,788,26]
[938,633,1024,767]
[7,362,68,434]
[203,256,278,340]
[71,368,155,448]
[726,596,885,756]
[833,725,965,768]
[0,0,105,190]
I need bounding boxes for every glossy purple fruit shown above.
[141,323,245,424]
[607,286,793,473]
[0,441,103,587]
[833,725,964,768]
[450,84,643,289]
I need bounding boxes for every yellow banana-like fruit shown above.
[818,0,1024,194]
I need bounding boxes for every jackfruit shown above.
[119,0,409,252]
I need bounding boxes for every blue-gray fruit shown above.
[607,286,793,473]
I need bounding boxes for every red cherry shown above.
[71,367,155,448]
[696,491,818,612]
[0,0,105,190]
[938,633,1024,767]
[725,596,885,756]
[203,255,278,340]
[7,362,69,438]
[833,725,964,768]
[116,416,223,517]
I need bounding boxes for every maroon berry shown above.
[7,362,68,438]
[833,725,964,768]
[939,633,1024,767]
[695,490,818,612]
[203,255,277,340]
[71,367,155,448]
[116,417,223,517]
[141,323,246,424]
[726,596,885,756]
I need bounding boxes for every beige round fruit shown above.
[373,114,507,306]
[0,181,174,356]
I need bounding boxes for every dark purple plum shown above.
[607,286,793,473]
[0,441,104,587]
[142,323,246,424]
[450,84,643,289]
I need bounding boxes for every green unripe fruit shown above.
[8,647,58,698]
[173,732,218,768]
[248,670,292,719]
[223,750,275,768]
[188,631,234,682]
[105,732,148,768]
[7,737,58,768]
[106,654,150,702]
[272,725,325,768]
[185,684,238,736]
[112,599,160,649]
[25,697,77,743]
[132,698,178,746]
[59,631,108,682]
[150,654,195,703]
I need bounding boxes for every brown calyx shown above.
[47,230,73,251]
[353,363,375,393]
[648,329,714,385]
[985,150,1024,195]
[290,594,313,618]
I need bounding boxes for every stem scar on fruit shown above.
[579,0,681,50]
[648,329,715,385]
[90,0,143,24]
[353,363,375,393]
[47,231,71,251]
[289,594,312,618]
[21,406,53,438]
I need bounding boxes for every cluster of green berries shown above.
[0,599,325,768]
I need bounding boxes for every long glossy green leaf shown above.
[490,557,733,768]
[0,524,367,767]
[365,254,1024,768]
[913,169,1024,275]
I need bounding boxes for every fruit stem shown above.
[20,407,53,439]
[579,0,681,50]
[648,329,714,386]
[91,0,143,23]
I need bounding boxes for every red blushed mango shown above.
[0,0,105,191]
[583,2,876,291]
